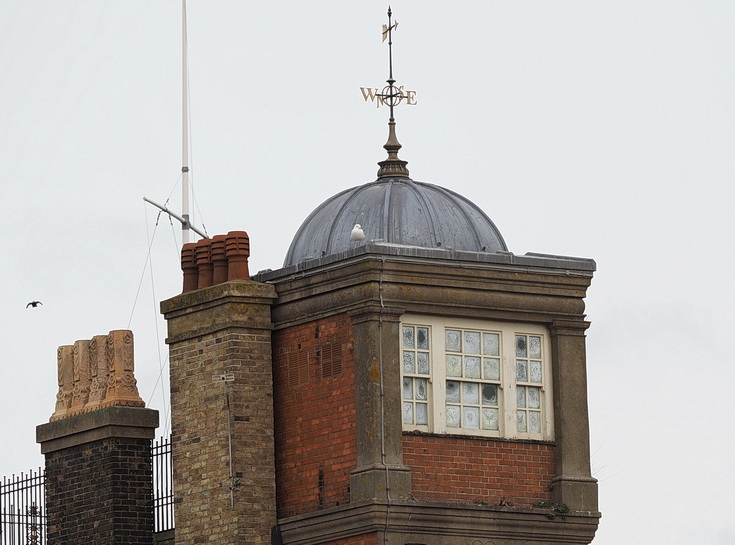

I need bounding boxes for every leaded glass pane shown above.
[527,387,540,409]
[483,332,499,356]
[464,356,481,379]
[403,402,413,424]
[516,360,528,381]
[529,411,541,433]
[464,331,480,354]
[517,387,526,408]
[517,411,527,432]
[482,408,499,430]
[463,407,480,429]
[402,378,413,400]
[403,351,415,374]
[416,403,428,425]
[446,355,462,377]
[462,382,479,404]
[446,405,460,427]
[417,327,429,350]
[403,326,414,349]
[483,358,500,380]
[446,329,461,352]
[446,381,460,403]
[529,361,542,383]
[415,378,428,401]
[529,336,541,358]
[417,352,430,374]
[516,335,527,357]
[482,384,498,406]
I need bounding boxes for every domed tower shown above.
[162,9,599,545]
[256,13,599,540]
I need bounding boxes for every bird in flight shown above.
[350,224,365,242]
[26,301,43,308]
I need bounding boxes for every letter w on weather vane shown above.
[360,8,417,111]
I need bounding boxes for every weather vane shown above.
[361,7,414,178]
[360,7,417,111]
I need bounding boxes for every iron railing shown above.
[1,435,174,543]
[0,469,45,545]
[152,434,175,532]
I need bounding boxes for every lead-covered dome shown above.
[283,176,507,267]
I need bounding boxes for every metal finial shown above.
[377,7,409,178]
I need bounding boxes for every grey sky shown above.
[1,2,734,544]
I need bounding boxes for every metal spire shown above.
[377,6,410,178]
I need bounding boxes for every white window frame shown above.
[400,315,554,441]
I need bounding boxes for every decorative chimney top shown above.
[50,330,145,422]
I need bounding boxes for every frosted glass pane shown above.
[482,408,499,430]
[483,332,499,356]
[417,352,430,374]
[530,361,542,383]
[403,402,413,424]
[517,411,527,432]
[529,411,541,433]
[464,331,480,354]
[483,358,500,380]
[446,381,460,403]
[463,407,480,429]
[446,355,462,377]
[403,351,415,374]
[465,356,481,378]
[529,336,541,358]
[528,387,540,409]
[446,330,461,352]
[516,360,528,381]
[417,327,429,350]
[446,405,460,427]
[403,378,413,399]
[517,387,526,408]
[482,384,498,406]
[416,403,428,425]
[516,335,527,357]
[415,378,428,401]
[463,382,479,404]
[403,326,414,349]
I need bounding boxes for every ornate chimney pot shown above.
[210,234,228,285]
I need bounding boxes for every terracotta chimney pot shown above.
[181,242,198,293]
[195,239,214,289]
[225,231,250,280]
[210,235,228,285]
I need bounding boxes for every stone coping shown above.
[36,406,159,454]
[255,242,596,283]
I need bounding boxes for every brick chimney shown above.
[162,231,277,544]
[36,330,159,545]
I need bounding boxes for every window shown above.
[400,316,553,440]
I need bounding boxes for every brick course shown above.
[44,437,154,544]
[402,433,555,506]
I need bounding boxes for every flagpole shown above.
[181,0,191,244]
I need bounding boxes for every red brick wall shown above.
[273,315,357,517]
[402,433,555,506]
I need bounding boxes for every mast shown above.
[181,0,191,244]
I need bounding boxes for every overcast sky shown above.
[1,2,734,544]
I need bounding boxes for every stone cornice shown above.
[276,499,600,545]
